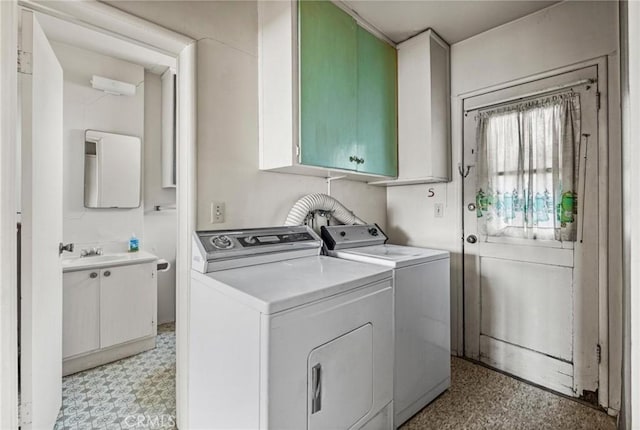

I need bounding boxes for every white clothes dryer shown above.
[322,224,451,428]
[189,226,394,430]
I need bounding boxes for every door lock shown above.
[466,235,478,244]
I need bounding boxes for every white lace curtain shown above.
[475,92,581,241]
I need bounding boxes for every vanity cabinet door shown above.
[100,263,156,349]
[63,270,100,358]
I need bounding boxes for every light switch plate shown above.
[211,202,225,224]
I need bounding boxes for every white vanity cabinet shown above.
[62,259,157,375]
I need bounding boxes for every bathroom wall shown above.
[54,42,145,248]
[106,0,388,232]
[385,0,621,410]
[143,71,176,324]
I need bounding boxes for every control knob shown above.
[340,231,346,237]
[211,235,233,249]
[368,228,378,236]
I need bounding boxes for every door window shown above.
[475,93,581,241]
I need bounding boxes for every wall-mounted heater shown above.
[90,75,136,96]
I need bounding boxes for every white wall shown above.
[54,42,145,248]
[107,0,388,232]
[144,70,176,324]
[385,0,621,410]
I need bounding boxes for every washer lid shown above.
[194,256,392,314]
[331,244,450,268]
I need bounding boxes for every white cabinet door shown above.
[63,270,100,358]
[100,263,156,348]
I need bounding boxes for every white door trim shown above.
[1,2,196,428]
[0,1,19,428]
[456,56,614,410]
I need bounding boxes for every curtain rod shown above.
[464,78,595,115]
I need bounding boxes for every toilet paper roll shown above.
[157,258,171,272]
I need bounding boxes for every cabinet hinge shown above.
[596,344,602,364]
[596,92,601,111]
[295,145,300,160]
[17,50,32,75]
[19,401,32,426]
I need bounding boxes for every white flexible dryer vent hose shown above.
[284,193,366,226]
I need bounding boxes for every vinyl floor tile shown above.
[56,323,175,430]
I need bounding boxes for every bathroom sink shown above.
[61,251,158,272]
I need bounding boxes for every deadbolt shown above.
[466,235,478,244]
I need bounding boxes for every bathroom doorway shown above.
[3,2,196,429]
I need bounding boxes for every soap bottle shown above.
[129,233,139,252]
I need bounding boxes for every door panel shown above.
[299,0,357,171]
[462,67,600,399]
[479,335,574,396]
[479,257,573,361]
[63,270,100,358]
[308,324,373,430]
[100,263,155,348]
[19,10,64,429]
[356,27,397,177]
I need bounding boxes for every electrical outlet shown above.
[434,203,444,218]
[210,202,225,224]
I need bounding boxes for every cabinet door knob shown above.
[90,272,98,279]
[103,270,111,277]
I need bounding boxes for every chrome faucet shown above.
[80,247,104,257]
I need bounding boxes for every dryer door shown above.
[308,323,373,430]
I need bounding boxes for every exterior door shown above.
[462,67,600,400]
[19,9,64,429]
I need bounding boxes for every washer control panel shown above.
[321,224,387,250]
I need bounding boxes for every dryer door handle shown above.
[311,363,322,414]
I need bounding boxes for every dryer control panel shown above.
[321,224,388,250]
[192,226,322,272]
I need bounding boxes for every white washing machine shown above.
[321,224,451,428]
[189,226,394,430]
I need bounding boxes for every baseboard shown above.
[63,336,156,376]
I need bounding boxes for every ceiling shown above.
[342,0,560,44]
[36,12,176,74]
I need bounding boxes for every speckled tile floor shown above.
[55,323,176,430]
[401,357,617,430]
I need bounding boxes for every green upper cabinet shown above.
[356,27,398,177]
[257,1,398,181]
[298,1,397,177]
[299,1,358,171]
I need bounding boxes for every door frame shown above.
[0,1,197,428]
[456,56,613,410]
